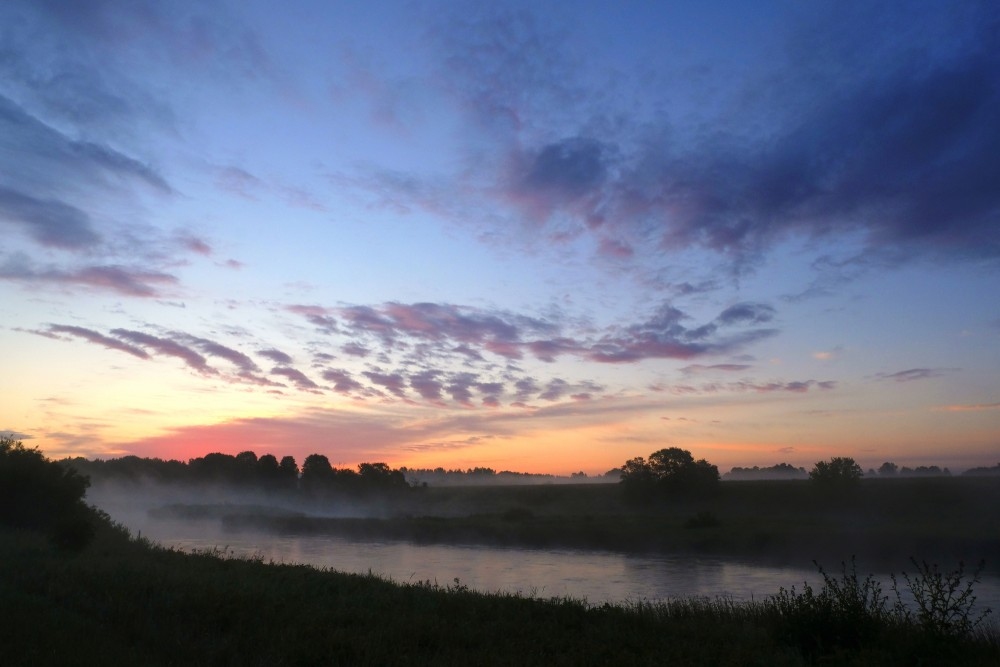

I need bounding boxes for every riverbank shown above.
[2,515,998,666]
[145,476,1000,572]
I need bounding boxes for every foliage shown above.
[0,436,95,550]
[723,463,808,481]
[891,559,993,638]
[808,457,863,487]
[878,461,898,476]
[620,447,719,497]
[770,558,892,655]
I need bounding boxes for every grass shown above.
[2,513,999,666]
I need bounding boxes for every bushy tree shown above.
[357,462,407,489]
[878,461,898,477]
[300,453,334,495]
[809,457,863,487]
[620,447,719,496]
[0,436,95,550]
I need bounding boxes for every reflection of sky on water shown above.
[131,515,1000,614]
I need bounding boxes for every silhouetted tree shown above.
[878,462,898,477]
[809,457,863,487]
[279,455,299,488]
[355,462,408,492]
[300,453,333,495]
[620,448,719,497]
[0,437,95,550]
[257,454,281,489]
[189,452,245,484]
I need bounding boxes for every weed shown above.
[892,558,993,638]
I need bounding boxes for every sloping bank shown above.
[2,513,998,667]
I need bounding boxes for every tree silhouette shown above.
[878,461,898,477]
[0,436,95,550]
[620,447,719,497]
[809,457,863,487]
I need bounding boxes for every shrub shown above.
[891,558,992,638]
[0,436,95,550]
[770,558,890,655]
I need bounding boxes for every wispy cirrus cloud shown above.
[875,368,953,383]
[46,325,149,359]
[270,366,320,391]
[288,299,778,367]
[111,329,211,373]
[933,402,1000,412]
[0,260,179,298]
[680,364,754,376]
[258,348,293,365]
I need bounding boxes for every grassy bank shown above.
[2,513,998,666]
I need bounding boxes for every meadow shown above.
[2,513,999,666]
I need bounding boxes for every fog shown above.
[84,478,1000,615]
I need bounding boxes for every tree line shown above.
[616,449,999,498]
[60,450,411,497]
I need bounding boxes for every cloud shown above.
[875,368,951,383]
[410,370,444,402]
[0,260,179,298]
[270,366,320,391]
[727,380,836,394]
[290,298,779,369]
[341,342,371,357]
[506,137,609,223]
[539,379,569,402]
[178,235,212,256]
[111,329,210,373]
[179,335,259,373]
[47,324,149,359]
[360,370,407,398]
[680,364,754,375]
[321,369,365,394]
[258,348,293,365]
[287,304,339,334]
[933,402,1000,412]
[586,303,778,364]
[0,185,100,249]
[350,4,1000,279]
[716,303,776,326]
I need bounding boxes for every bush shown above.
[0,436,95,550]
[770,558,890,655]
[891,559,992,638]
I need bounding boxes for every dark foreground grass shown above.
[2,516,998,666]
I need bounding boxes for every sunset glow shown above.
[2,1,998,474]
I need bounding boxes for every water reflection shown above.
[95,492,1000,612]
[133,518,896,605]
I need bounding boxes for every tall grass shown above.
[2,515,998,666]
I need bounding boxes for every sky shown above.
[1,0,998,475]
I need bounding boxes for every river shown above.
[117,512,1000,613]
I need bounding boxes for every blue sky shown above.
[1,0,997,473]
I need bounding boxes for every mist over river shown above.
[95,492,1000,612]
